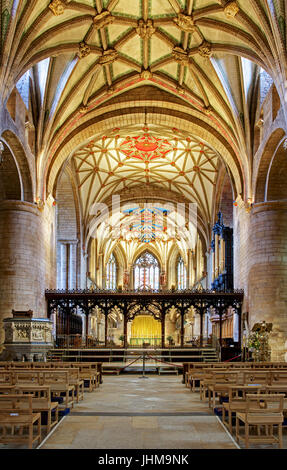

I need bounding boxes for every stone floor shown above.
[1,374,286,450]
[39,375,238,449]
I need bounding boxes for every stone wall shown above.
[56,170,79,289]
[248,202,287,361]
[0,200,56,348]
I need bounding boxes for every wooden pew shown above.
[41,370,75,410]
[75,364,98,392]
[0,385,16,395]
[47,362,101,390]
[200,370,233,400]
[0,371,13,385]
[41,366,84,402]
[12,361,103,388]
[71,362,102,387]
[0,394,41,449]
[14,385,59,434]
[64,368,84,403]
[207,371,239,409]
[242,371,271,386]
[10,370,44,386]
[8,362,33,369]
[69,362,102,388]
[188,368,226,392]
[270,370,287,385]
[222,384,265,432]
[235,394,284,449]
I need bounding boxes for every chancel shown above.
[0,0,287,451]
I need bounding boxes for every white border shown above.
[36,415,67,449]
[216,415,241,449]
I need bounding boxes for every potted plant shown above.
[119,334,125,346]
[167,335,174,346]
[247,322,272,362]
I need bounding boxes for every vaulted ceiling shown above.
[1,0,286,211]
[73,124,219,224]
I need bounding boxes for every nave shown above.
[36,373,287,450]
[39,375,238,450]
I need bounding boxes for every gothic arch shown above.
[47,109,244,201]
[103,244,127,289]
[167,245,187,290]
[1,130,34,202]
[131,247,162,270]
[254,128,286,203]
[213,163,234,227]
[0,140,21,201]
[266,139,287,201]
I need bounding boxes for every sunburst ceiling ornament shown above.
[120,130,172,162]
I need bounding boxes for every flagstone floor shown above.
[39,375,239,449]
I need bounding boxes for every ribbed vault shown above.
[1,0,286,205]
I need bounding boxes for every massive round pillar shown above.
[0,200,51,346]
[248,202,287,361]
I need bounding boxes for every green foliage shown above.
[247,331,261,351]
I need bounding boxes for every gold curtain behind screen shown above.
[131,315,161,339]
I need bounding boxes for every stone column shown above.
[0,201,49,347]
[123,269,130,290]
[60,244,67,289]
[160,271,167,290]
[248,202,287,361]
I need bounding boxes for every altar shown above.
[129,337,161,346]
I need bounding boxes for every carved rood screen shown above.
[45,289,244,319]
[45,289,244,348]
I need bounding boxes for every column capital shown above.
[0,200,40,216]
[58,239,79,245]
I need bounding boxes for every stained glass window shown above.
[106,254,117,290]
[177,256,187,290]
[134,252,159,290]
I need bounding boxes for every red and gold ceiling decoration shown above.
[120,131,172,162]
[73,125,219,224]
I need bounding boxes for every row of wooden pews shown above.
[183,362,287,449]
[0,361,102,449]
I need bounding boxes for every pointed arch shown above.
[1,130,34,202]
[106,253,117,290]
[177,255,187,291]
[133,250,160,291]
[254,128,286,203]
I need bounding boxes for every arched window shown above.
[134,252,160,290]
[106,254,117,290]
[177,256,187,290]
